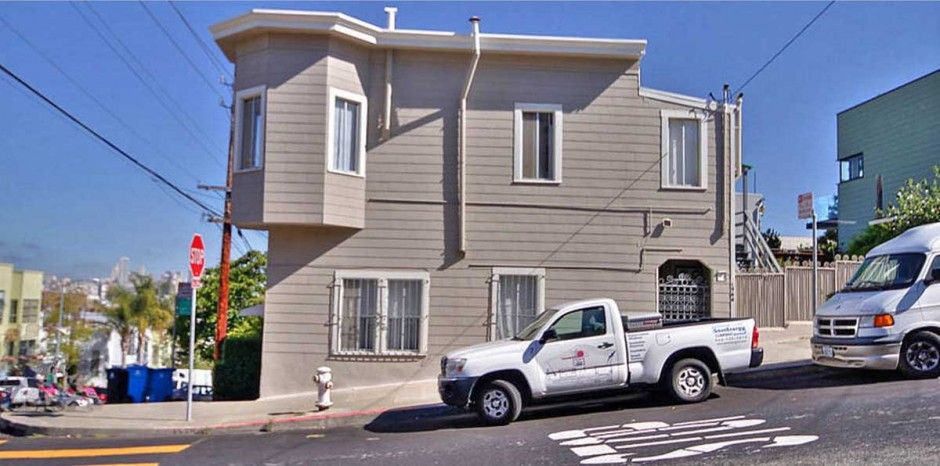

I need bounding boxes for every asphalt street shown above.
[2,365,939,466]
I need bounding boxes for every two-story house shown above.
[0,263,43,360]
[836,69,940,250]
[211,8,744,397]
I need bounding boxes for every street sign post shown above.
[186,234,205,422]
[798,193,819,316]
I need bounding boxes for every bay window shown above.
[327,88,368,176]
[235,86,266,171]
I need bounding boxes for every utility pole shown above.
[53,284,65,384]
[200,90,237,361]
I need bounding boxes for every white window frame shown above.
[660,109,708,190]
[329,270,430,356]
[513,103,563,184]
[233,85,267,173]
[326,87,368,178]
[488,267,546,341]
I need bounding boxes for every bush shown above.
[213,335,262,401]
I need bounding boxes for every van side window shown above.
[548,306,607,341]
[930,256,940,279]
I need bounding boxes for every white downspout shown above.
[382,7,397,139]
[458,16,481,254]
[723,86,736,317]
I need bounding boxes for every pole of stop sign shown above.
[187,234,205,422]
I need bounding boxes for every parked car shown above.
[438,298,762,425]
[812,223,940,378]
[0,376,42,409]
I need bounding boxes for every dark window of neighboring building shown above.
[840,153,864,182]
[876,175,884,212]
[8,299,17,323]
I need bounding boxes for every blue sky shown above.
[1,1,938,278]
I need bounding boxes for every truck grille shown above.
[816,317,858,338]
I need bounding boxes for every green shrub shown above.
[213,335,262,401]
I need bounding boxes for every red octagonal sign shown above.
[189,234,206,287]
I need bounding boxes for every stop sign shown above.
[189,234,205,287]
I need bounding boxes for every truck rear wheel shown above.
[474,379,522,425]
[666,358,712,403]
[900,331,940,379]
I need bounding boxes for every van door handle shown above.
[597,342,614,349]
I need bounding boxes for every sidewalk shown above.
[1,323,813,437]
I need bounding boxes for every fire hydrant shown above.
[312,366,333,411]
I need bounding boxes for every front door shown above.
[535,305,623,395]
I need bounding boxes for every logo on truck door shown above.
[561,349,587,368]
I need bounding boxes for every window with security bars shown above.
[331,272,429,355]
[490,268,545,340]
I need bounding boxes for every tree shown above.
[174,250,266,365]
[848,166,940,255]
[41,290,97,381]
[105,273,174,366]
[762,228,782,249]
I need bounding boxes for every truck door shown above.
[535,305,625,394]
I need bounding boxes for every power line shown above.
[167,1,232,80]
[137,1,226,100]
[0,60,221,217]
[734,1,836,95]
[70,2,225,169]
[0,12,203,186]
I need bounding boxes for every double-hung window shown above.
[840,153,864,182]
[22,299,39,323]
[514,103,563,183]
[661,109,707,189]
[330,271,429,355]
[489,267,546,340]
[327,88,368,176]
[235,86,266,171]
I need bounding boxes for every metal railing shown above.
[736,212,782,273]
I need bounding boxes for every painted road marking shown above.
[0,444,190,460]
[549,415,819,464]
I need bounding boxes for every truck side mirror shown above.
[539,329,557,344]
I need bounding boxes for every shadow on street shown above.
[365,390,702,433]
[726,364,907,390]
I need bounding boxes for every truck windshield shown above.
[513,309,559,340]
[844,253,926,292]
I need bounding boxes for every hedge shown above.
[213,335,262,401]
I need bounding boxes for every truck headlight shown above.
[445,358,467,376]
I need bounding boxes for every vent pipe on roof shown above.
[458,16,482,255]
[384,6,398,30]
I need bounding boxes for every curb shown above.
[733,359,814,375]
[0,403,438,438]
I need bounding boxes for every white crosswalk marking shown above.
[548,414,819,464]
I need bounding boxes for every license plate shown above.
[821,345,834,358]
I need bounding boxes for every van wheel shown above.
[900,331,940,379]
[666,358,712,403]
[474,379,522,425]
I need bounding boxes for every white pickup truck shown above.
[439,298,762,425]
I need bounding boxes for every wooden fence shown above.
[735,257,862,327]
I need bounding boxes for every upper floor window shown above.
[328,88,368,176]
[22,299,39,324]
[661,109,707,189]
[840,153,863,182]
[514,103,563,183]
[8,299,17,324]
[235,86,266,171]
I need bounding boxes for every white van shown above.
[812,222,940,378]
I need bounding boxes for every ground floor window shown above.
[331,271,430,356]
[658,260,711,322]
[490,267,546,340]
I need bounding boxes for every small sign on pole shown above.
[797,192,814,219]
[186,234,205,422]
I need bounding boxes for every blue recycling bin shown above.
[146,368,175,402]
[125,365,149,403]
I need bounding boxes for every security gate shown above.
[658,273,710,322]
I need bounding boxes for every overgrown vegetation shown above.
[213,334,262,400]
[847,166,940,255]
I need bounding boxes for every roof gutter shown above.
[458,16,481,254]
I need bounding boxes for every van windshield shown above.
[513,309,559,340]
[844,253,926,292]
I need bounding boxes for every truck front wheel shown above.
[900,331,940,379]
[666,358,712,403]
[474,379,522,425]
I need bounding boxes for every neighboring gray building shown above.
[212,8,745,396]
[837,69,940,250]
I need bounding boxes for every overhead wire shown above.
[167,1,232,80]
